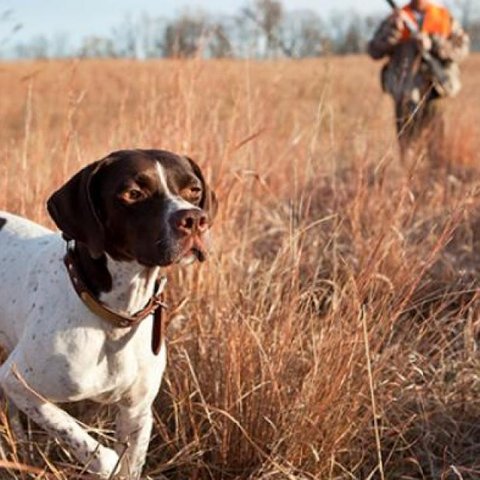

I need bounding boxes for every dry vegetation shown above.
[0,54,480,479]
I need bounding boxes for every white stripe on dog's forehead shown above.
[155,162,170,193]
[155,162,199,211]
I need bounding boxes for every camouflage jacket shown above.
[367,9,469,103]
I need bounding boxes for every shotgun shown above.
[384,0,451,94]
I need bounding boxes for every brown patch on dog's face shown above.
[48,149,217,267]
[0,217,6,232]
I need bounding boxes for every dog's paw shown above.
[89,446,120,478]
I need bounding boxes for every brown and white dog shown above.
[0,149,217,478]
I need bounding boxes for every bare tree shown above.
[233,11,262,57]
[467,19,480,50]
[139,14,168,59]
[242,0,286,57]
[328,11,371,54]
[79,36,116,58]
[449,0,477,28]
[111,15,139,58]
[51,32,71,58]
[449,0,480,50]
[280,10,327,57]
[208,22,233,58]
[163,13,208,58]
[15,34,50,59]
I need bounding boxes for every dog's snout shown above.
[170,209,208,235]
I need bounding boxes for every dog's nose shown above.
[170,209,208,235]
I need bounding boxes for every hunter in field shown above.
[368,0,470,160]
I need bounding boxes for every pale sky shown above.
[0,0,452,52]
[0,0,386,44]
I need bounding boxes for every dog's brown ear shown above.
[47,161,105,258]
[186,157,218,223]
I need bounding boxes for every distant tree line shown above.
[2,0,480,60]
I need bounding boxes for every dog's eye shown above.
[181,186,202,203]
[190,186,202,197]
[119,189,145,204]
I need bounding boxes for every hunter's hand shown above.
[391,9,404,32]
[416,32,432,52]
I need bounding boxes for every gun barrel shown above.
[385,0,398,10]
[385,0,419,34]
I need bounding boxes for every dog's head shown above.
[47,149,218,267]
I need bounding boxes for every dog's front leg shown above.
[0,363,120,478]
[115,401,154,479]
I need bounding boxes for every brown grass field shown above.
[0,54,480,479]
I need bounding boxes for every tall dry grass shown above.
[0,55,480,479]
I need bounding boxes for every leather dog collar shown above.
[63,244,167,355]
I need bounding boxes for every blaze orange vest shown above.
[401,2,452,40]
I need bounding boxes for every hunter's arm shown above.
[431,18,470,63]
[367,15,403,59]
